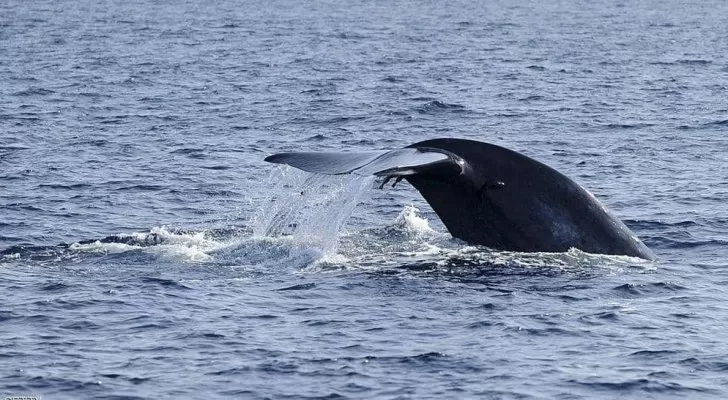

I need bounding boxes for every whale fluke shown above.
[264,138,655,260]
[264,147,462,177]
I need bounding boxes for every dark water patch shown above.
[569,377,713,394]
[303,134,328,141]
[624,219,698,230]
[0,144,31,151]
[612,281,687,297]
[704,119,728,127]
[21,314,52,323]
[648,236,728,250]
[467,320,504,329]
[676,119,728,130]
[22,375,106,393]
[278,282,316,291]
[578,311,620,326]
[37,297,115,311]
[304,319,343,327]
[594,311,619,320]
[40,281,71,291]
[100,373,153,388]
[681,357,728,372]
[205,366,253,376]
[553,294,591,302]
[139,276,192,290]
[321,115,367,124]
[629,349,679,359]
[604,123,655,129]
[669,312,697,319]
[476,302,504,310]
[677,59,712,65]
[511,326,579,337]
[61,320,103,330]
[250,314,279,320]
[0,310,18,322]
[258,360,299,374]
[518,95,545,101]
[382,76,403,83]
[38,183,94,190]
[417,100,466,114]
[115,184,167,191]
[200,164,232,170]
[170,147,207,159]
[12,87,55,96]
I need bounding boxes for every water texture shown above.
[1,0,728,398]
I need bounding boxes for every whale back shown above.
[404,138,654,259]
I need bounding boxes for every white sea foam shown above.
[392,204,436,236]
[70,241,142,254]
[69,226,223,262]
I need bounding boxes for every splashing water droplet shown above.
[253,166,375,257]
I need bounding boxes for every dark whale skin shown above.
[403,139,654,259]
[265,138,655,260]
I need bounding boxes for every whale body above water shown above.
[265,138,655,260]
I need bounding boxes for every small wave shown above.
[680,357,728,372]
[705,119,728,127]
[382,76,402,83]
[38,183,93,190]
[612,281,687,297]
[604,123,655,129]
[12,87,56,96]
[0,144,31,151]
[417,100,466,114]
[569,377,710,394]
[518,95,545,101]
[647,236,728,250]
[277,282,316,291]
[677,59,712,65]
[629,349,679,359]
[649,59,712,66]
[170,147,205,155]
[623,219,698,230]
[140,276,192,289]
[303,134,327,141]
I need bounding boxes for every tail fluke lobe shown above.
[264,147,463,178]
[263,151,387,175]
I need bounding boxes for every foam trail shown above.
[69,227,220,262]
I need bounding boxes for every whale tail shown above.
[264,138,655,260]
[264,147,464,180]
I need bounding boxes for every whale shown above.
[264,138,655,260]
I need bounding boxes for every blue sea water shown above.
[2,0,728,398]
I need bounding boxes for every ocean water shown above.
[2,0,728,398]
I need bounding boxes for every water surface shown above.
[2,0,728,398]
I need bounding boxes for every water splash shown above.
[392,204,436,236]
[252,166,375,257]
[69,226,220,262]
